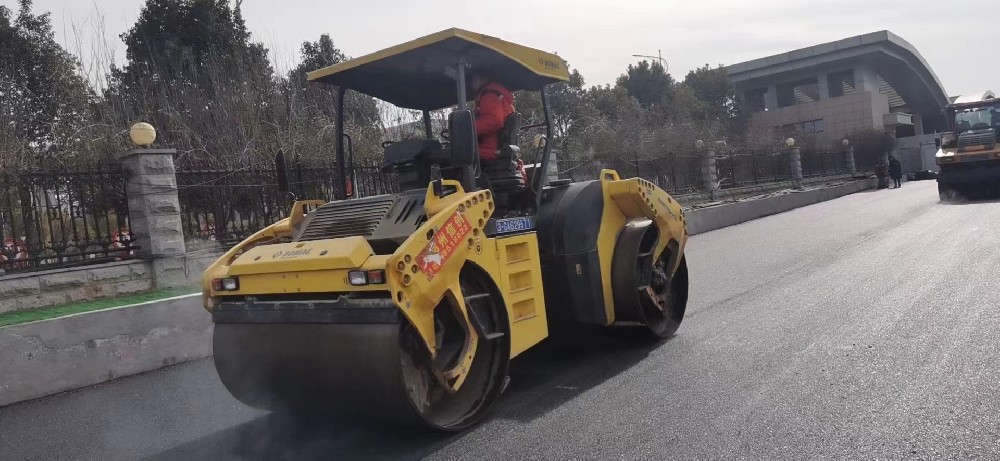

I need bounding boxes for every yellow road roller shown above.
[202,28,690,431]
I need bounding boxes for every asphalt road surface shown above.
[3,180,1000,460]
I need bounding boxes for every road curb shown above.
[0,294,211,407]
[685,179,877,235]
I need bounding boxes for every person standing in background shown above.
[888,155,903,188]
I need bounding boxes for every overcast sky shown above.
[17,0,998,97]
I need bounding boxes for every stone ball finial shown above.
[695,139,705,150]
[785,137,796,148]
[842,138,850,147]
[129,122,156,147]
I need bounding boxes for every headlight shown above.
[941,132,957,148]
[211,277,240,291]
[348,269,386,286]
[348,270,368,286]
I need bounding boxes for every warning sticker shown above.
[415,210,473,280]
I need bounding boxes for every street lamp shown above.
[632,50,667,73]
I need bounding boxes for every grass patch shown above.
[0,287,199,328]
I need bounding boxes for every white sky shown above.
[15,0,999,98]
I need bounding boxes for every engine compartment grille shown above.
[958,130,996,148]
[295,195,397,241]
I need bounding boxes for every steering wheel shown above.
[381,140,394,148]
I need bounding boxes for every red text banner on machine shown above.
[416,210,472,280]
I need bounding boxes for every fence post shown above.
[546,148,560,185]
[844,146,858,175]
[789,146,804,189]
[701,145,719,200]
[121,148,188,288]
[845,145,857,175]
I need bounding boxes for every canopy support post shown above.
[534,86,554,207]
[335,87,348,200]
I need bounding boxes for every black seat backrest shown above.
[498,112,521,148]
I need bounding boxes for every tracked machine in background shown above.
[202,29,690,431]
[936,92,1000,200]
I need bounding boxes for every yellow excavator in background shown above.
[202,28,690,431]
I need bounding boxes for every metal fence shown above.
[558,155,704,194]
[715,152,793,189]
[559,150,853,194]
[0,165,134,274]
[800,151,850,178]
[177,160,397,245]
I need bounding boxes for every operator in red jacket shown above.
[470,71,514,162]
[470,71,527,186]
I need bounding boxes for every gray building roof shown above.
[725,31,949,113]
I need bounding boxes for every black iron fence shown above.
[558,155,704,194]
[177,160,397,245]
[715,152,793,189]
[800,151,851,178]
[0,165,134,274]
[560,150,853,194]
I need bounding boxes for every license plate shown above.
[495,217,535,235]
[964,153,991,162]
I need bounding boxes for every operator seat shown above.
[480,112,526,194]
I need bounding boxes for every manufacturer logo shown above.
[541,59,561,70]
[495,216,535,234]
[271,248,312,259]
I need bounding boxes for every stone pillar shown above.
[702,146,719,200]
[789,147,804,189]
[546,148,560,185]
[121,149,187,288]
[845,146,857,175]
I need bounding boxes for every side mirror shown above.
[934,137,941,148]
[448,109,478,168]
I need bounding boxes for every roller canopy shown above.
[307,28,570,111]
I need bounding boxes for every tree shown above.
[105,0,278,165]
[286,34,379,128]
[683,65,736,120]
[280,34,382,162]
[616,60,675,111]
[0,0,94,165]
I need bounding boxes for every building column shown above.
[764,84,778,111]
[121,149,188,288]
[817,72,829,100]
[854,64,880,93]
[913,113,925,136]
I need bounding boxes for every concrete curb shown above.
[0,294,211,407]
[685,179,877,235]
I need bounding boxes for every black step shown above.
[465,294,505,341]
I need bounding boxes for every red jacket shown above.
[474,82,514,161]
